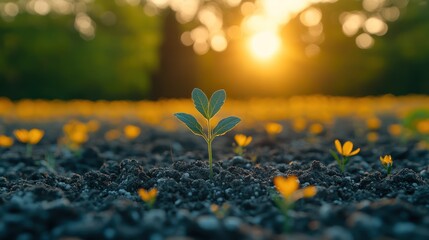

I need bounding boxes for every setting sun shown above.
[248,31,281,60]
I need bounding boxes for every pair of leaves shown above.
[192,88,225,120]
[174,114,240,140]
[174,88,240,140]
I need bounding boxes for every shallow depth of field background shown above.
[0,0,428,100]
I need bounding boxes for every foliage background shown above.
[0,0,428,99]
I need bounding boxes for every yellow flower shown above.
[0,135,14,148]
[62,120,89,149]
[309,123,323,135]
[86,120,100,132]
[265,122,283,136]
[380,155,393,166]
[63,120,87,135]
[274,175,299,199]
[124,125,141,140]
[302,186,317,198]
[367,117,381,130]
[234,134,252,147]
[274,175,317,201]
[210,203,230,219]
[334,139,360,157]
[388,124,402,137]
[210,204,219,213]
[68,131,88,145]
[417,120,429,134]
[138,188,158,203]
[367,132,379,142]
[14,129,44,145]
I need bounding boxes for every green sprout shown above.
[174,88,241,179]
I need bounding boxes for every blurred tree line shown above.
[0,1,161,99]
[0,0,428,99]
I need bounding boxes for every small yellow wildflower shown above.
[86,120,100,132]
[63,120,89,151]
[367,132,379,143]
[274,175,299,199]
[274,175,318,200]
[63,120,87,134]
[302,186,317,198]
[233,134,252,156]
[388,124,402,137]
[265,122,283,137]
[0,135,14,148]
[138,188,158,208]
[124,125,141,140]
[367,117,381,130]
[14,129,44,145]
[273,175,317,232]
[210,203,230,219]
[331,139,360,172]
[380,155,392,166]
[234,134,252,147]
[68,131,89,150]
[309,123,323,135]
[379,155,393,175]
[417,120,429,134]
[334,139,360,157]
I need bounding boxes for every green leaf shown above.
[192,88,209,119]
[329,149,341,165]
[174,113,206,138]
[212,116,241,137]
[208,89,226,118]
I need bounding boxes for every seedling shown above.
[273,175,317,232]
[379,155,393,175]
[13,128,44,157]
[330,139,360,173]
[233,134,252,156]
[174,88,241,179]
[41,152,57,173]
[138,188,158,209]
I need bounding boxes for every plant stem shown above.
[387,165,392,175]
[208,140,213,179]
[281,202,293,233]
[26,144,32,158]
[207,118,213,179]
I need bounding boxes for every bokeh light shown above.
[0,0,411,52]
[248,30,281,60]
[356,33,374,49]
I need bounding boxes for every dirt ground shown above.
[1,115,429,240]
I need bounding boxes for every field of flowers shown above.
[1,95,429,239]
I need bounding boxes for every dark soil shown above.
[1,117,429,240]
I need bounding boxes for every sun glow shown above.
[248,31,281,60]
